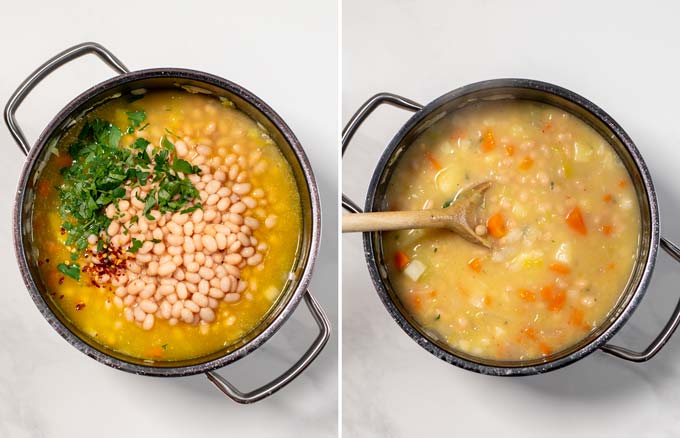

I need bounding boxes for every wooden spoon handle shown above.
[342,210,453,233]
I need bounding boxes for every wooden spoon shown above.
[342,180,493,248]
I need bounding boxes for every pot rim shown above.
[363,78,659,376]
[13,67,321,377]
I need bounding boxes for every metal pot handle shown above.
[4,42,129,156]
[205,290,330,404]
[600,237,680,362]
[342,92,423,213]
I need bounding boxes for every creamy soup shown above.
[383,100,640,361]
[33,89,301,361]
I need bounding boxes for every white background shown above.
[343,1,680,437]
[0,1,337,437]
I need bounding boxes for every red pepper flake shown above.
[60,227,66,235]
[58,277,65,285]
[45,258,50,263]
[75,303,86,311]
[59,294,64,299]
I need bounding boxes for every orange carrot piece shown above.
[481,129,495,152]
[518,288,536,302]
[394,251,410,271]
[600,224,613,236]
[538,342,553,356]
[519,156,534,170]
[37,180,51,197]
[549,262,571,275]
[618,179,627,188]
[483,295,493,306]
[522,327,537,341]
[504,144,515,156]
[426,152,443,170]
[540,285,566,311]
[542,121,553,133]
[602,193,613,202]
[413,295,422,310]
[486,212,508,238]
[565,206,587,235]
[568,308,584,327]
[468,257,482,273]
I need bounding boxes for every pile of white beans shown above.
[93,139,277,331]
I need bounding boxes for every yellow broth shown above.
[383,100,640,361]
[32,89,301,361]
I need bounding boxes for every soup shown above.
[383,100,640,361]
[33,89,301,361]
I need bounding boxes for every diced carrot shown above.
[481,129,495,152]
[449,129,465,142]
[483,295,492,306]
[504,144,515,156]
[426,152,443,170]
[549,262,571,275]
[565,206,587,235]
[568,308,584,327]
[540,285,566,311]
[468,257,482,273]
[618,179,627,188]
[147,346,163,358]
[600,224,613,236]
[429,290,438,298]
[602,193,613,203]
[606,262,616,271]
[538,342,553,355]
[519,156,534,170]
[394,251,410,271]
[518,288,536,302]
[486,212,507,238]
[36,180,51,197]
[522,326,537,340]
[413,295,422,310]
[542,121,553,133]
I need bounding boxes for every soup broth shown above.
[383,100,640,361]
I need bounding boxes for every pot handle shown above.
[600,237,680,362]
[342,92,423,213]
[205,290,330,404]
[4,42,129,156]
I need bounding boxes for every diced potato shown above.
[403,260,426,282]
[555,243,572,264]
[435,165,464,195]
[573,142,594,162]
[508,250,544,271]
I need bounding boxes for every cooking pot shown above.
[6,42,329,402]
[342,79,680,375]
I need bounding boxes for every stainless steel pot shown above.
[6,42,330,403]
[343,79,680,375]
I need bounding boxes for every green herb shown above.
[151,239,162,244]
[57,263,81,280]
[57,117,201,262]
[126,110,147,129]
[164,128,181,138]
[435,314,441,320]
[433,247,438,253]
[126,93,145,103]
[161,344,168,350]
[550,181,555,190]
[138,122,150,131]
[442,197,454,208]
[161,136,175,152]
[171,159,200,174]
[127,239,144,253]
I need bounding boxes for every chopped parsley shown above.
[57,262,81,281]
[435,314,441,321]
[57,116,201,260]
[127,239,144,253]
[161,344,168,350]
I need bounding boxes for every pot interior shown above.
[365,80,657,372]
[16,71,317,372]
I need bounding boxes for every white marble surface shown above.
[343,1,680,437]
[0,1,337,437]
